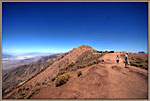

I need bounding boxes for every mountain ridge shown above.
[2,53,64,96]
[3,45,148,99]
[3,45,102,98]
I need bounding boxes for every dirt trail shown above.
[102,53,148,99]
[31,53,148,99]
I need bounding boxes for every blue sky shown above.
[2,2,148,54]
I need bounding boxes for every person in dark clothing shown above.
[116,55,119,64]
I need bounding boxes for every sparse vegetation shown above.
[65,51,104,72]
[26,83,41,99]
[3,45,149,99]
[121,53,148,70]
[51,77,56,82]
[14,81,42,99]
[25,87,29,91]
[35,82,40,86]
[42,80,47,85]
[2,54,62,97]
[57,71,66,76]
[16,91,26,99]
[102,59,104,62]
[26,91,35,99]
[55,74,70,87]
[135,58,143,64]
[87,60,100,66]
[77,71,82,77]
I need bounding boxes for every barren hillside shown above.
[3,45,148,99]
[2,53,63,97]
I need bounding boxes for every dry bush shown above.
[25,87,29,91]
[42,80,47,85]
[35,82,40,86]
[135,58,143,64]
[55,74,70,87]
[26,83,41,99]
[51,77,56,82]
[77,71,82,77]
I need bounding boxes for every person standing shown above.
[125,52,129,68]
[116,55,119,64]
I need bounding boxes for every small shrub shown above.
[18,88,22,93]
[47,83,50,86]
[77,71,82,77]
[76,65,80,69]
[51,77,56,82]
[130,63,139,67]
[34,82,41,92]
[55,74,70,87]
[25,87,29,91]
[58,71,66,76]
[48,77,51,80]
[26,89,37,99]
[34,87,40,91]
[88,62,92,66]
[35,82,40,86]
[26,84,40,99]
[47,77,52,82]
[136,61,142,64]
[93,61,97,64]
[42,81,47,85]
[136,58,143,63]
[136,57,143,61]
[26,92,35,99]
[19,91,25,96]
[70,69,74,71]
[87,61,96,66]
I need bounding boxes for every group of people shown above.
[116,52,129,68]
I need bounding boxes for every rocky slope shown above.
[3,45,148,99]
[2,53,63,97]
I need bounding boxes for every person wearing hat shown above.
[125,52,129,68]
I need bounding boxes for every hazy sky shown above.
[2,2,148,54]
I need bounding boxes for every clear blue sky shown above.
[2,2,148,54]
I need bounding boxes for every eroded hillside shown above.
[2,53,63,97]
[3,45,148,99]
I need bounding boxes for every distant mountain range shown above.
[2,52,54,57]
[2,53,64,96]
[22,52,54,56]
[2,54,16,58]
[2,52,61,70]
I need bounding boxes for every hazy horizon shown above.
[2,44,148,55]
[2,2,148,53]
